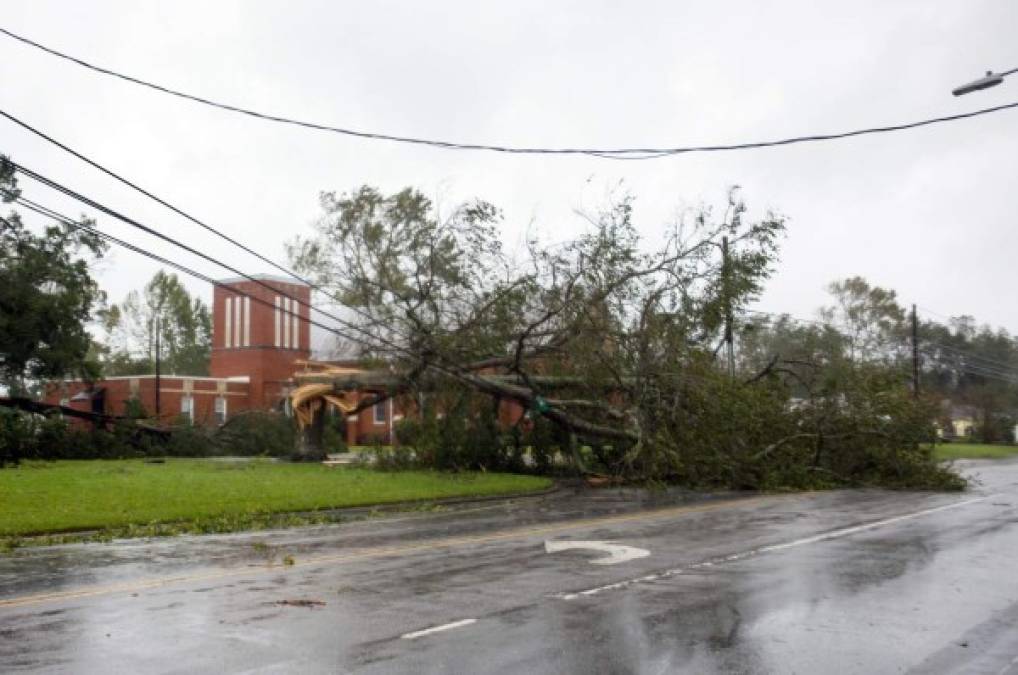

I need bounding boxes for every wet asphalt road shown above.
[2,460,1018,674]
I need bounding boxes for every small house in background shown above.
[45,275,405,445]
[937,403,978,440]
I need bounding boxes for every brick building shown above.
[43,275,404,444]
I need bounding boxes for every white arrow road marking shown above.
[544,540,650,565]
[555,495,989,599]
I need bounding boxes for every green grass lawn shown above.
[0,459,551,537]
[932,443,1018,462]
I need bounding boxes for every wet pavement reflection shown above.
[2,460,1018,673]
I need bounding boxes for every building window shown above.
[234,295,242,347]
[214,397,227,426]
[284,297,292,348]
[274,296,282,347]
[224,297,233,348]
[243,297,251,347]
[180,396,194,424]
[374,401,386,425]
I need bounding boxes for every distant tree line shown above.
[739,276,1018,444]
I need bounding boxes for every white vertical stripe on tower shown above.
[292,299,299,349]
[283,298,291,349]
[233,295,242,347]
[224,297,232,348]
[243,297,251,347]
[274,296,281,347]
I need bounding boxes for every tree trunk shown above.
[296,405,327,462]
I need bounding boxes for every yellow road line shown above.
[0,493,780,610]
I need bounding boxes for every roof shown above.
[215,274,310,287]
[59,375,251,384]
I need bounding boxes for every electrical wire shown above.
[0,109,326,300]
[11,196,385,352]
[14,195,997,401]
[13,151,1018,397]
[920,349,1018,384]
[744,308,1018,389]
[8,110,1018,390]
[2,25,1018,160]
[8,187,582,414]
[743,308,853,334]
[747,310,1018,375]
[14,194,523,403]
[0,111,507,383]
[927,360,1018,384]
[7,164,435,371]
[922,341,1018,374]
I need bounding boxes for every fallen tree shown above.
[286,186,961,489]
[0,396,168,436]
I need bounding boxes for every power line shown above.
[9,183,566,412]
[916,305,959,324]
[741,309,879,347]
[927,363,1018,387]
[926,360,1018,384]
[924,341,1018,371]
[917,304,1018,338]
[11,196,379,352]
[1,110,587,384]
[0,109,321,295]
[17,194,678,428]
[920,349,1018,384]
[744,308,1018,386]
[922,340,1018,374]
[3,25,1018,160]
[7,162,415,363]
[0,110,476,375]
[928,356,1018,381]
[15,195,997,403]
[13,195,492,398]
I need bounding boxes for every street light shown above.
[952,68,1018,96]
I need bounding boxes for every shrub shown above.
[215,411,296,457]
[0,408,34,466]
[321,412,348,454]
[0,409,157,464]
[163,423,217,457]
[366,445,417,471]
[122,397,148,420]
[393,417,422,447]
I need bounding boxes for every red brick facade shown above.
[41,274,504,445]
[208,276,311,410]
[46,375,250,426]
[43,276,324,428]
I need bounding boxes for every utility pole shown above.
[911,304,920,399]
[154,315,162,419]
[722,236,735,380]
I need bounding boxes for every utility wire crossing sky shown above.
[3,2,1017,338]
[2,25,1017,160]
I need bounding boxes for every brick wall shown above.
[43,376,252,427]
[210,277,311,411]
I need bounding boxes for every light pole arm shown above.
[953,67,1018,96]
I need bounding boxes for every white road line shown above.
[557,496,988,600]
[995,653,1018,675]
[401,618,477,640]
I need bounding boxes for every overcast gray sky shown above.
[3,1,1017,350]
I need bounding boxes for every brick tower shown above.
[209,275,311,410]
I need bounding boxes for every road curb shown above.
[1,482,565,547]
